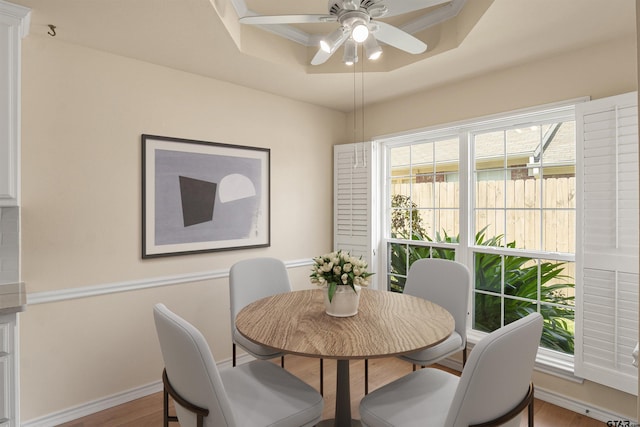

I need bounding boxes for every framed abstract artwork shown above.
[142,134,270,258]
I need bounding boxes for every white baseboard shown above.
[21,354,254,427]
[535,386,637,425]
[22,381,163,427]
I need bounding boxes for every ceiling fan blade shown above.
[239,14,336,25]
[373,21,427,54]
[311,48,333,66]
[310,31,348,65]
[383,0,452,17]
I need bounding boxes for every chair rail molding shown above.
[26,258,314,305]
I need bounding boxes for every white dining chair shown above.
[399,258,471,369]
[364,258,470,394]
[229,257,325,394]
[154,303,324,427]
[359,312,543,427]
[229,257,292,368]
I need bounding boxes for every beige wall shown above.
[18,21,640,425]
[19,35,345,420]
[354,36,637,140]
[356,34,638,420]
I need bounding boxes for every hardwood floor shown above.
[58,355,605,426]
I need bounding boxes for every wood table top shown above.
[235,288,454,360]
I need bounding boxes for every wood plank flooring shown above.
[58,355,605,426]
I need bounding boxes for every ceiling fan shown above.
[239,0,452,65]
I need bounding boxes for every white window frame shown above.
[375,99,586,378]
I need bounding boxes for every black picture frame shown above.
[142,134,270,258]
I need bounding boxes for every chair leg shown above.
[163,369,209,426]
[163,374,180,426]
[462,343,468,367]
[412,363,417,371]
[233,343,285,369]
[163,385,170,427]
[320,359,324,396]
[528,384,535,427]
[364,359,369,395]
[232,343,236,367]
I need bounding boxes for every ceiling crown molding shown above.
[0,0,31,37]
[402,0,465,34]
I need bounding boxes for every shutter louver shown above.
[334,143,376,277]
[576,92,639,395]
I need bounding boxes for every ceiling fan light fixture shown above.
[320,27,346,53]
[351,22,369,43]
[364,36,382,60]
[343,38,358,65]
[240,0,433,66]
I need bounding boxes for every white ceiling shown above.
[10,0,637,112]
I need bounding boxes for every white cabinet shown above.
[0,3,28,427]
[0,315,16,427]
[0,283,26,427]
[0,1,30,206]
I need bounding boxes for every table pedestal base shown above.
[321,359,362,427]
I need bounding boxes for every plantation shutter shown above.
[333,142,378,286]
[575,91,639,395]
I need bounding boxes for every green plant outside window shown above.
[389,195,575,354]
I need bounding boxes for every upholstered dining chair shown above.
[154,303,324,427]
[229,257,292,368]
[364,258,470,394]
[229,257,325,394]
[359,312,543,427]
[399,258,471,368]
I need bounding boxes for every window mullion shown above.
[459,131,470,266]
[502,130,507,251]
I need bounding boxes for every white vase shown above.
[324,285,361,317]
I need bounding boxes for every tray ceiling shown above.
[8,0,637,112]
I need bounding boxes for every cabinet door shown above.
[0,356,8,423]
[0,16,16,205]
[0,2,30,206]
[0,318,12,426]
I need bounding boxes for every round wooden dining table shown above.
[235,288,454,427]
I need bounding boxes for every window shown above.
[383,104,577,356]
[471,122,576,355]
[387,136,460,292]
[335,93,638,393]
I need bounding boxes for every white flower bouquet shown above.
[310,250,373,302]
